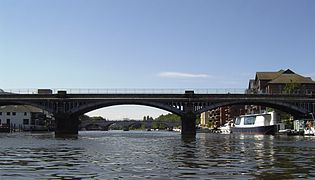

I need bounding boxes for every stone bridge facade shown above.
[80,120,181,131]
[0,90,315,136]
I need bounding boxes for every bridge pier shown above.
[54,113,79,136]
[181,91,196,136]
[181,112,196,136]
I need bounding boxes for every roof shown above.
[256,70,285,80]
[254,69,315,87]
[268,73,315,84]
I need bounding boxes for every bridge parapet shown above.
[2,88,246,94]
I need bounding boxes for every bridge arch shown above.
[80,120,180,131]
[71,100,184,117]
[196,100,308,118]
[0,101,53,114]
[84,123,104,130]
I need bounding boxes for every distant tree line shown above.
[79,112,201,130]
[143,116,154,121]
[155,113,181,122]
[79,115,106,122]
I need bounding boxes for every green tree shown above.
[283,80,301,94]
[196,114,201,125]
[90,116,106,121]
[155,113,180,122]
[79,115,90,122]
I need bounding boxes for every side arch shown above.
[0,101,54,114]
[196,100,308,118]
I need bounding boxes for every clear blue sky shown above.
[1,0,315,119]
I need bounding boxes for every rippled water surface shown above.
[1,131,315,179]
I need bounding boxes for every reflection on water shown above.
[1,131,315,179]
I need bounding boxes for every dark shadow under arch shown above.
[71,100,184,117]
[196,100,308,118]
[0,101,53,114]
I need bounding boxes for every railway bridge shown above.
[0,89,314,136]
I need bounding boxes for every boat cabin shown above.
[234,112,277,127]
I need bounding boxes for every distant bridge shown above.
[80,120,181,131]
[0,89,315,136]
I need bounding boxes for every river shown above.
[1,131,315,179]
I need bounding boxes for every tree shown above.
[196,114,201,125]
[79,115,90,122]
[155,113,180,122]
[283,80,301,94]
[90,116,106,121]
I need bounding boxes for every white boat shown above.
[231,112,278,135]
[304,113,315,136]
[173,128,181,132]
[304,117,315,136]
[304,127,315,136]
[218,122,232,134]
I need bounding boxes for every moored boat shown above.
[0,124,10,133]
[304,119,315,136]
[231,112,278,135]
[173,128,181,132]
[218,122,232,134]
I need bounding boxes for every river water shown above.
[1,131,315,179]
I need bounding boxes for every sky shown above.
[1,0,315,119]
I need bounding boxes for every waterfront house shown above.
[0,105,53,131]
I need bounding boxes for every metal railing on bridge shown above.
[1,88,246,94]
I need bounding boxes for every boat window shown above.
[244,116,255,125]
[235,117,241,125]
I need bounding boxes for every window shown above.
[244,116,256,125]
[24,112,27,116]
[23,119,29,125]
[12,112,16,116]
[7,112,10,116]
[6,119,10,124]
[0,112,2,116]
[31,119,35,125]
[235,117,241,125]
[0,119,1,124]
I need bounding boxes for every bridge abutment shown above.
[54,113,79,136]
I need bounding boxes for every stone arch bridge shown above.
[0,90,315,136]
[80,120,180,131]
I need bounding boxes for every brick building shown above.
[246,69,315,114]
[200,69,315,128]
[247,69,315,95]
[200,105,244,128]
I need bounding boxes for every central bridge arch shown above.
[80,120,180,131]
[71,100,184,117]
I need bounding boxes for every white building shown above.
[0,105,52,130]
